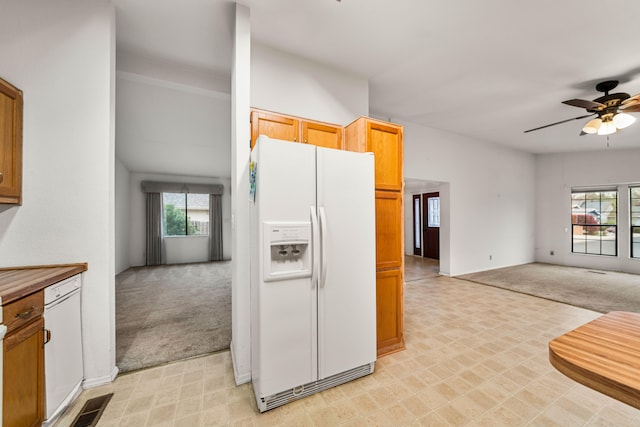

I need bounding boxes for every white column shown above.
[230,3,252,384]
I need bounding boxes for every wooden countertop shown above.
[549,311,640,410]
[0,263,87,305]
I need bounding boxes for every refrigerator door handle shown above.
[310,206,320,289]
[319,206,328,288]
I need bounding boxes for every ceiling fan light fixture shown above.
[613,112,636,129]
[597,120,616,136]
[582,118,602,134]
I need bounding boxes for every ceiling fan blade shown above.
[622,94,640,105]
[562,99,606,110]
[620,95,640,111]
[524,114,595,133]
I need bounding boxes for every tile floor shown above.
[56,257,640,426]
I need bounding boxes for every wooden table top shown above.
[549,311,640,410]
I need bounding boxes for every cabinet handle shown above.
[304,140,308,144]
[294,137,297,142]
[15,306,35,319]
[44,328,52,345]
[0,172,3,184]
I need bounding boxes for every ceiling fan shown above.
[524,80,640,135]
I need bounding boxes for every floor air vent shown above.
[70,393,113,427]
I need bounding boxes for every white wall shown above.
[164,235,209,264]
[401,120,536,276]
[115,157,130,274]
[535,148,640,274]
[129,172,232,266]
[0,1,116,385]
[251,43,369,125]
[115,72,231,177]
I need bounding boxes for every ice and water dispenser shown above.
[263,222,311,282]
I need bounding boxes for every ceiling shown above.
[113,0,640,155]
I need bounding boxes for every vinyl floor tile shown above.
[55,257,640,426]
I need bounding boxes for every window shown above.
[162,193,209,236]
[631,187,640,258]
[427,196,440,228]
[414,196,421,250]
[571,190,617,256]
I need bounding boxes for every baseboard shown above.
[230,340,251,385]
[42,381,83,427]
[82,365,119,389]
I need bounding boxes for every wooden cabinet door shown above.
[344,117,403,191]
[375,191,403,270]
[251,110,299,148]
[3,317,45,427]
[367,121,403,191]
[301,120,342,149]
[376,269,404,356]
[0,77,23,205]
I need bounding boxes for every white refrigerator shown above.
[250,136,377,412]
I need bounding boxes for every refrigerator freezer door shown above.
[316,148,377,379]
[251,137,318,398]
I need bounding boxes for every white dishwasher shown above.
[43,274,84,427]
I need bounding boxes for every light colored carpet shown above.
[115,261,231,372]
[457,262,640,314]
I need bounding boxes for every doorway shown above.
[412,192,440,260]
[405,179,449,274]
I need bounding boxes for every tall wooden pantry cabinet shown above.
[344,117,405,357]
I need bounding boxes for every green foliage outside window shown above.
[164,203,199,236]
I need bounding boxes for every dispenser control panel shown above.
[263,222,312,282]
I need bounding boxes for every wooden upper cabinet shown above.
[301,120,342,149]
[251,108,342,150]
[251,110,300,147]
[0,76,23,205]
[344,117,403,192]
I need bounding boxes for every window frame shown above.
[631,186,640,259]
[162,192,210,237]
[571,189,618,257]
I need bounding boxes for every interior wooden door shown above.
[422,192,440,260]
[250,110,299,148]
[301,120,342,149]
[412,194,421,256]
